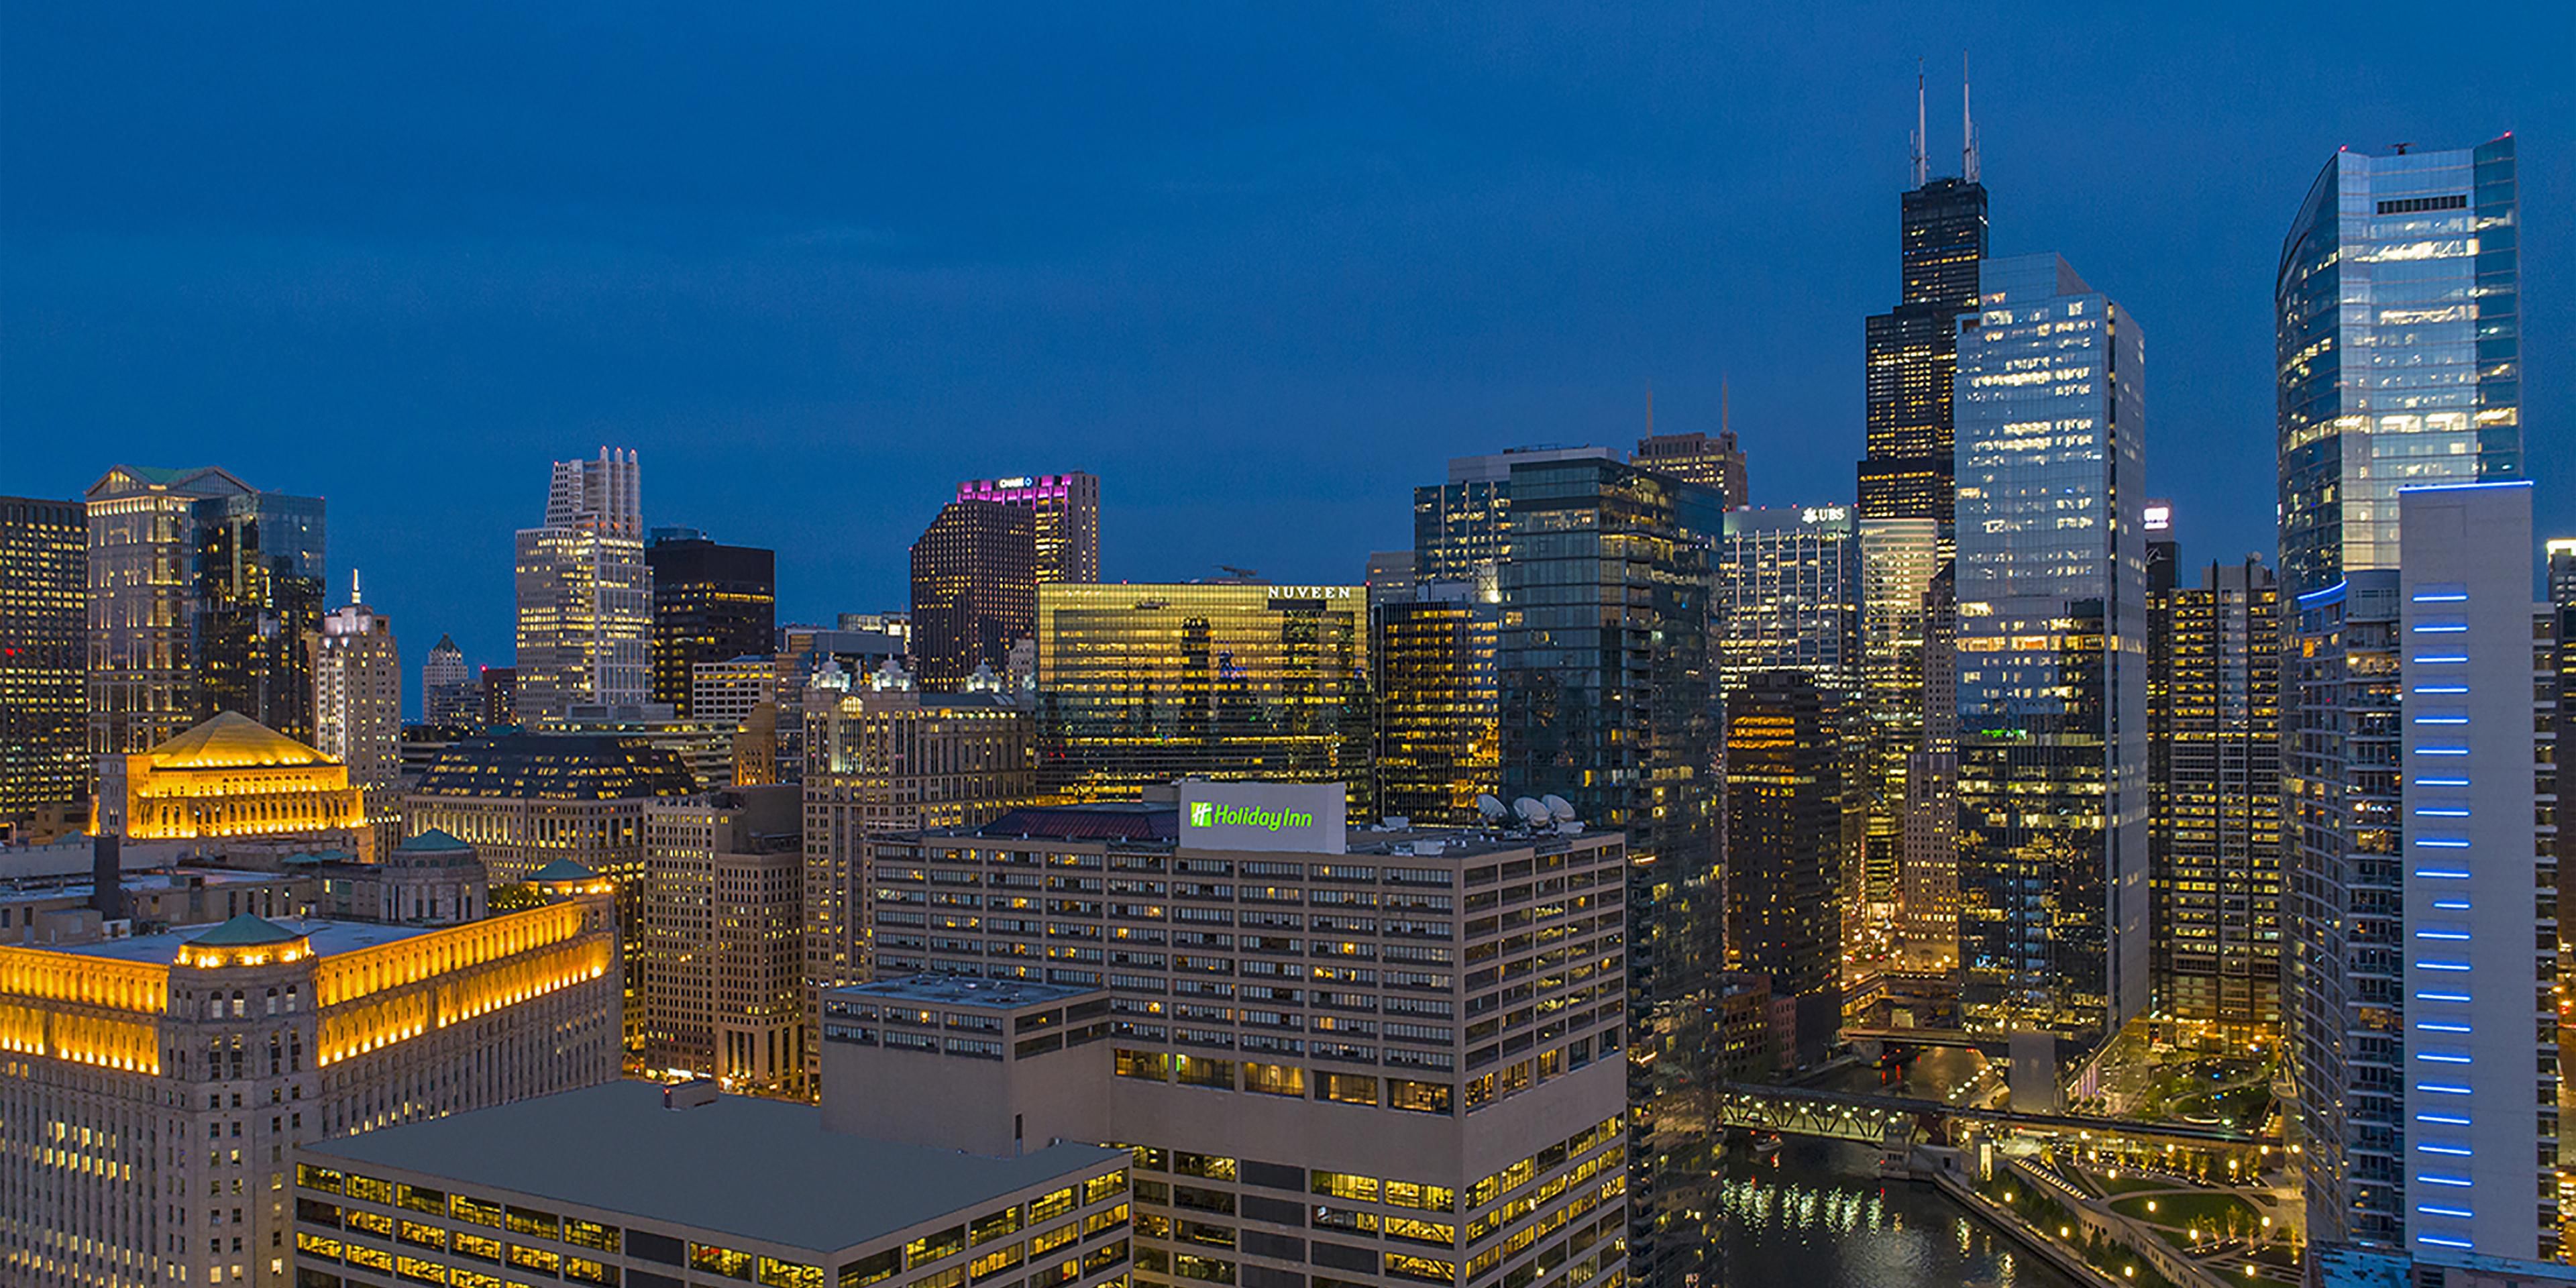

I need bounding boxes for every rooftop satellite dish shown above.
[1512,797,1552,828]
[1541,794,1576,822]
[1475,794,1509,822]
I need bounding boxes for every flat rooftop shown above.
[831,975,1103,1010]
[1,867,291,904]
[304,1081,1119,1251]
[49,918,436,963]
[944,805,1602,861]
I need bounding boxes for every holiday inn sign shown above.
[1178,781,1347,854]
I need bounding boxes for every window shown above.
[450,1195,503,1229]
[565,1218,619,1252]
[454,1232,502,1263]
[1388,1080,1453,1116]
[295,1165,343,1195]
[295,1232,343,1263]
[511,1244,563,1276]
[1173,1254,1237,1284]
[1030,1223,1079,1257]
[969,1209,1022,1246]
[1242,1063,1306,1097]
[1115,1049,1170,1081]
[967,1244,1024,1281]
[566,1256,621,1287]
[1173,1056,1234,1089]
[904,1226,966,1267]
[1382,1181,1455,1212]
[345,1175,394,1204]
[396,1220,444,1250]
[1085,1171,1130,1204]
[1028,1187,1077,1224]
[1311,1171,1379,1203]
[692,1242,756,1279]
[839,1248,900,1288]
[1082,1205,1130,1239]
[1173,1153,1237,1182]
[506,1206,560,1240]
[1322,1073,1378,1106]
[396,1184,445,1215]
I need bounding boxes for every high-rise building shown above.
[478,665,517,727]
[862,782,1631,1288]
[958,472,1102,584]
[1363,549,1416,612]
[640,783,804,1093]
[2147,557,2282,1034]
[312,600,402,793]
[1724,672,1846,1066]
[0,877,619,1288]
[2277,138,2521,599]
[912,500,1038,691]
[691,653,777,730]
[1860,515,1941,941]
[645,527,776,715]
[1369,584,1499,826]
[1413,446,1614,604]
[420,633,476,727]
[1716,506,1860,694]
[1633,428,1748,511]
[1493,453,1719,1287]
[1952,253,2147,1041]
[514,449,651,722]
[1035,582,1371,808]
[0,495,87,821]
[1856,136,1988,533]
[191,489,327,742]
[1898,560,1961,961]
[2548,539,2576,607]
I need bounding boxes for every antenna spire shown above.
[351,568,361,606]
[1646,383,1654,434]
[1962,53,1980,183]
[1721,376,1731,437]
[1911,60,1928,187]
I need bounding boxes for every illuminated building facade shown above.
[1034,583,1371,808]
[691,654,776,732]
[959,472,1103,585]
[645,528,775,716]
[1493,454,1717,1288]
[1723,673,1845,1065]
[2276,138,2520,599]
[291,1079,1134,1288]
[861,789,1631,1288]
[191,490,327,744]
[1952,253,2147,1041]
[420,634,476,729]
[1633,430,1747,511]
[532,705,740,794]
[800,675,1039,1089]
[312,602,402,795]
[640,784,803,1093]
[1413,447,1612,606]
[912,501,1038,692]
[1860,515,1941,937]
[0,887,618,1288]
[1716,506,1859,694]
[84,466,279,758]
[97,712,368,857]
[514,449,650,724]
[1858,174,1987,532]
[2147,557,2282,1032]
[0,495,87,820]
[478,667,516,729]
[1370,587,1500,826]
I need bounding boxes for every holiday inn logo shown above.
[1189,800,1314,833]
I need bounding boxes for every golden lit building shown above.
[1369,592,1499,826]
[97,710,368,856]
[0,882,619,1288]
[641,785,804,1094]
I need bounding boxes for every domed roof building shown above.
[97,711,368,856]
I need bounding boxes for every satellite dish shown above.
[1542,794,1576,822]
[1512,797,1552,828]
[1475,794,1509,822]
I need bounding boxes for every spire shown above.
[1962,53,1980,183]
[1720,376,1731,437]
[1646,383,1654,435]
[1911,60,1928,188]
[350,568,361,606]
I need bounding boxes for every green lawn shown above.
[2108,1191,2261,1234]
[2093,1173,2170,1197]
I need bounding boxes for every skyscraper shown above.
[910,500,1037,691]
[1951,253,2147,1041]
[0,495,87,821]
[1856,85,1988,534]
[1716,506,1860,694]
[957,472,1102,584]
[1633,427,1748,511]
[311,598,403,799]
[640,783,804,1093]
[2277,138,2522,598]
[192,488,327,742]
[1724,672,1846,1066]
[514,449,651,722]
[420,633,475,726]
[1370,584,1500,826]
[645,527,777,714]
[1412,446,1613,604]
[1494,453,1720,1287]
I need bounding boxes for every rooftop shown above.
[952,804,1592,859]
[832,975,1104,1010]
[303,1081,1120,1252]
[144,711,337,771]
[410,733,696,801]
[50,917,435,964]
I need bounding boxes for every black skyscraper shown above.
[191,490,325,742]
[1857,176,1988,531]
[909,502,1036,691]
[645,529,777,716]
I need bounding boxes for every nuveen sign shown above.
[1179,782,1346,854]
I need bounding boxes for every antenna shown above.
[1720,376,1731,438]
[1962,53,1980,183]
[1646,384,1654,435]
[1911,60,1928,187]
[350,569,360,606]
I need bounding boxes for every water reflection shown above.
[1710,1137,2079,1288]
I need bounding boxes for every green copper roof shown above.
[184,914,307,948]
[395,829,472,853]
[531,859,600,883]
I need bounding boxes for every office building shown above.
[1364,549,1417,612]
[515,449,651,722]
[191,488,327,743]
[1896,557,1962,961]
[862,781,1631,1288]
[290,1078,1134,1288]
[2148,557,2282,1034]
[1856,136,1988,532]
[640,784,804,1093]
[533,704,741,793]
[645,527,776,715]
[312,600,402,794]
[1716,506,1860,694]
[2277,138,2521,599]
[2550,539,2576,608]
[1413,446,1614,604]
[1633,428,1747,511]
[1952,253,2147,1040]
[0,879,619,1288]
[912,501,1038,691]
[959,472,1103,584]
[800,669,1040,1089]
[1493,452,1718,1287]
[1859,515,1942,942]
[0,495,87,820]
[1034,582,1371,808]
[96,711,368,855]
[1371,586,1500,826]
[421,633,476,727]
[479,666,517,729]
[1724,673,1845,1066]
[692,653,777,730]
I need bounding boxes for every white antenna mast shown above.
[1962,54,1981,183]
[1911,60,1928,187]
[351,568,361,606]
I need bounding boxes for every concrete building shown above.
[290,1079,1134,1288]
[691,654,776,731]
[959,472,1103,585]
[97,712,369,859]
[420,634,475,728]
[0,879,619,1288]
[515,449,650,722]
[645,528,775,716]
[312,600,403,854]
[640,784,804,1094]
[0,494,87,821]
[861,781,1631,1288]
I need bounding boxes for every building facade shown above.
[191,490,327,744]
[645,528,776,716]
[1717,506,1860,694]
[1370,588,1500,827]
[1858,174,1988,533]
[912,501,1038,692]
[1951,254,2148,1041]
[640,784,804,1093]
[1633,430,1746,511]
[420,634,476,728]
[1723,673,1845,1066]
[312,602,402,797]
[959,473,1103,585]
[0,495,87,821]
[515,449,650,722]
[96,712,368,856]
[1413,447,1614,605]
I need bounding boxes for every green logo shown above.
[1190,802,1213,827]
[1188,802,1314,833]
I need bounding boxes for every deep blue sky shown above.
[5,3,2569,696]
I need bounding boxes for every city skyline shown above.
[4,7,2565,680]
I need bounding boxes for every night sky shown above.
[4,4,2569,702]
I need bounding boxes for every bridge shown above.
[1839,1026,2009,1057]
[1715,1082,2259,1150]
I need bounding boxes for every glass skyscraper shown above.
[1952,253,2148,1041]
[1412,446,1613,604]
[1717,506,1860,695]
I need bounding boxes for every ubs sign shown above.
[1179,782,1348,855]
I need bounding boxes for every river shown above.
[1707,1134,2083,1288]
